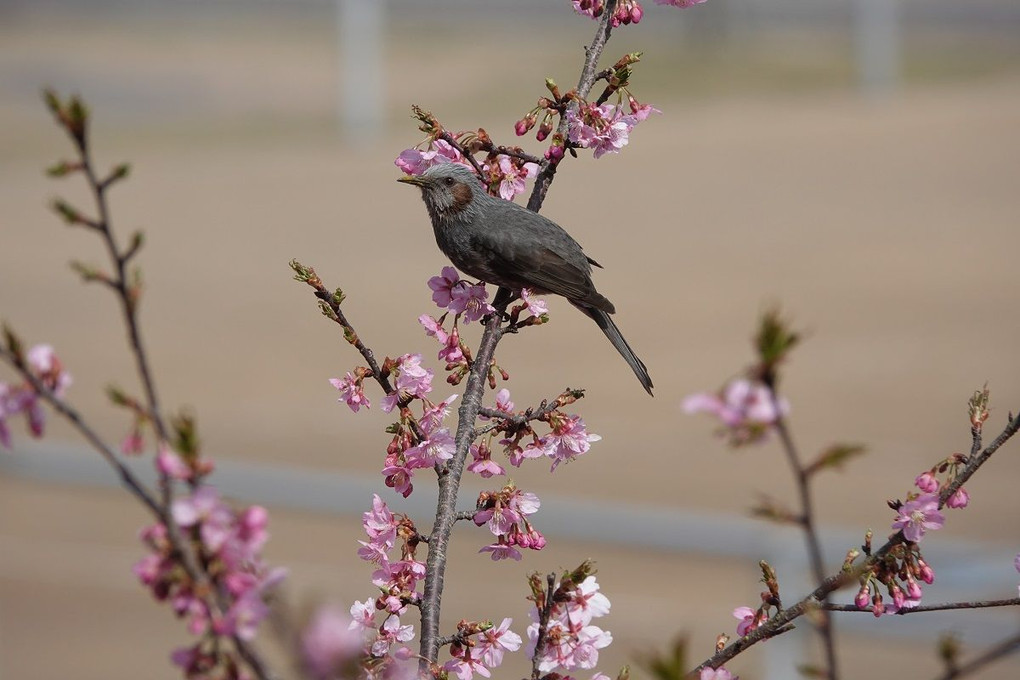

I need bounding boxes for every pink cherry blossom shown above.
[542,415,601,470]
[156,444,192,480]
[301,605,365,680]
[489,155,539,201]
[520,288,548,316]
[494,388,514,414]
[329,373,371,412]
[442,654,491,680]
[733,606,766,637]
[571,0,606,20]
[566,103,638,159]
[700,668,736,680]
[479,541,522,561]
[395,139,465,175]
[404,428,456,467]
[477,618,522,668]
[627,95,661,121]
[428,267,462,308]
[348,598,376,631]
[467,442,506,478]
[565,575,611,627]
[450,283,494,324]
[683,378,789,443]
[419,314,449,342]
[419,394,458,435]
[892,493,945,542]
[362,494,398,548]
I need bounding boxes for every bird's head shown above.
[397,163,485,220]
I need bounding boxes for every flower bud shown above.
[946,487,969,509]
[918,559,935,584]
[854,585,870,609]
[915,471,938,493]
[891,584,905,609]
[515,114,537,137]
[536,120,554,142]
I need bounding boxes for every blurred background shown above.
[2,0,1019,678]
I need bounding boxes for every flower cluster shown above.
[395,141,538,201]
[912,453,970,510]
[382,393,458,498]
[572,0,644,26]
[565,102,645,159]
[347,494,424,670]
[474,483,545,561]
[527,570,613,673]
[493,397,602,473]
[850,535,936,618]
[426,266,494,325]
[442,618,523,679]
[683,378,789,445]
[380,353,437,413]
[0,344,71,447]
[329,369,372,413]
[572,0,707,25]
[300,605,366,680]
[395,139,467,176]
[132,486,284,676]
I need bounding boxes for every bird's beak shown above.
[397,175,428,187]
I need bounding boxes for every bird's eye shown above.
[444,177,455,186]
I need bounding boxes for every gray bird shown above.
[398,162,653,395]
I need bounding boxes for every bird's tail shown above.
[576,304,654,396]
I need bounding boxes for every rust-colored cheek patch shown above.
[449,183,474,215]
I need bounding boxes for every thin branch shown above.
[690,410,1020,676]
[824,597,1020,615]
[474,389,582,437]
[770,397,840,680]
[936,629,1020,680]
[0,345,162,517]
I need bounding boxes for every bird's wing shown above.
[469,204,615,313]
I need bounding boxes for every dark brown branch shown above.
[824,597,1020,615]
[474,390,581,437]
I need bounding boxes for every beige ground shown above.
[1,6,1019,680]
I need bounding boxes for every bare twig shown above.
[771,405,840,680]
[935,629,1020,680]
[824,597,1020,615]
